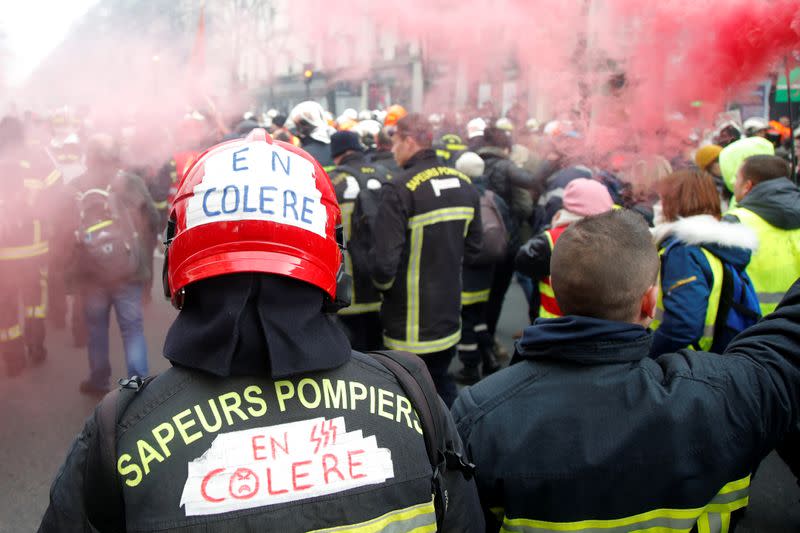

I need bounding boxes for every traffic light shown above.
[303,65,313,98]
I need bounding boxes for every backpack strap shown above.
[367,350,475,529]
[88,375,156,531]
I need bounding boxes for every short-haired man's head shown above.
[395,113,433,148]
[483,126,512,150]
[551,209,659,322]
[658,169,721,222]
[740,155,790,187]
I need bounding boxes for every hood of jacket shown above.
[737,177,800,230]
[718,136,774,192]
[652,214,758,269]
[164,273,350,379]
[517,316,652,364]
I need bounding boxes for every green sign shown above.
[776,68,800,103]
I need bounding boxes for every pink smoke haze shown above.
[293,0,800,160]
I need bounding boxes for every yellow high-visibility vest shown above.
[728,207,800,315]
[652,247,722,351]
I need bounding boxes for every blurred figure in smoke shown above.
[270,114,301,147]
[0,116,57,377]
[743,116,770,138]
[713,122,742,148]
[368,128,399,173]
[289,101,333,169]
[154,112,212,229]
[69,134,160,396]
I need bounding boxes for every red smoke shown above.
[292,0,800,159]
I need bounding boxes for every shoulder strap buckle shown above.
[118,375,144,391]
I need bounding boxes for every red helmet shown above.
[164,128,343,308]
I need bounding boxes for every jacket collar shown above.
[402,148,438,169]
[338,152,366,166]
[516,316,652,364]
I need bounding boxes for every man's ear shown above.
[641,285,659,320]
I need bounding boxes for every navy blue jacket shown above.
[650,215,758,357]
[452,283,800,531]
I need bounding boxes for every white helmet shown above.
[525,118,541,132]
[496,117,514,131]
[358,109,372,121]
[743,117,769,136]
[342,108,358,121]
[354,119,382,137]
[467,117,487,139]
[289,101,330,143]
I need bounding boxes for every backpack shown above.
[348,177,385,276]
[474,189,509,265]
[76,185,142,285]
[91,351,474,531]
[711,262,762,352]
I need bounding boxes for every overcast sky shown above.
[1,0,99,86]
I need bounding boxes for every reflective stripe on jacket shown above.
[537,226,568,319]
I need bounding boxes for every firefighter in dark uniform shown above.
[367,114,483,406]
[453,210,800,532]
[328,131,392,351]
[38,129,481,532]
[452,152,503,384]
[0,116,59,376]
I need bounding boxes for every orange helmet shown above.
[164,128,346,309]
[384,104,408,127]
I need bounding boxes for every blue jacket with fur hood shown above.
[650,214,759,357]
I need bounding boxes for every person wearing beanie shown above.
[453,152,506,384]
[327,131,392,351]
[515,178,614,320]
[695,144,723,175]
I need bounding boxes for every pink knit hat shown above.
[562,178,614,216]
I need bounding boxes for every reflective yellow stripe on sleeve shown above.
[0,242,49,260]
[500,475,749,533]
[461,289,490,306]
[308,497,437,533]
[404,207,474,352]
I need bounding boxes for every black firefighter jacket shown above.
[452,280,800,532]
[330,152,392,316]
[38,350,482,532]
[367,149,482,354]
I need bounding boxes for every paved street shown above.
[1,273,799,532]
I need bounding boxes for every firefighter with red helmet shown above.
[39,129,481,532]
